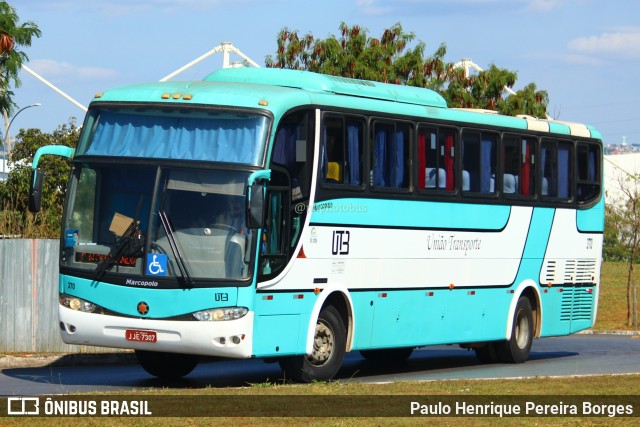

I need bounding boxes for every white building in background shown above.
[604,153,640,206]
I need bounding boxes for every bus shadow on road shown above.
[1,346,579,392]
[334,346,579,382]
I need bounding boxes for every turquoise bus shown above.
[30,68,604,382]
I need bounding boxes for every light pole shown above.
[2,102,41,180]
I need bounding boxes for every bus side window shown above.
[272,113,312,203]
[321,116,363,186]
[260,185,290,278]
[440,129,456,192]
[520,138,535,196]
[541,139,573,200]
[73,167,97,243]
[502,135,535,197]
[344,119,363,186]
[541,141,556,197]
[419,127,440,189]
[462,131,496,194]
[419,126,455,192]
[577,143,601,203]
[372,122,410,189]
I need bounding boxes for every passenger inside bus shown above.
[324,135,343,183]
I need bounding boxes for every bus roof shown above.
[203,68,448,108]
[92,68,601,141]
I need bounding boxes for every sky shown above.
[6,0,640,146]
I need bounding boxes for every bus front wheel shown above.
[135,350,199,379]
[498,296,534,363]
[279,305,346,382]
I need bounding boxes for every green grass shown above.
[1,375,639,426]
[595,261,640,331]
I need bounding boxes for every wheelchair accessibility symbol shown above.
[146,254,167,276]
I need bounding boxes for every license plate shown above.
[125,329,157,343]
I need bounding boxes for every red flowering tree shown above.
[0,1,41,117]
[266,22,548,117]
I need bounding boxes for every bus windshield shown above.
[76,107,270,166]
[62,164,254,285]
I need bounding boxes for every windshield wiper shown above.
[96,220,138,280]
[96,196,145,280]
[158,209,194,287]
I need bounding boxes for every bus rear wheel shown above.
[279,305,346,383]
[497,296,534,363]
[135,350,199,379]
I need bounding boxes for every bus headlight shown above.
[193,307,248,321]
[60,295,97,313]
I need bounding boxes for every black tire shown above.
[360,347,413,362]
[474,342,500,363]
[497,296,534,363]
[279,305,346,382]
[135,350,199,379]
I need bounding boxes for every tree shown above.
[613,174,640,328]
[266,23,548,117]
[0,1,41,115]
[501,82,549,118]
[266,22,449,86]
[0,120,78,238]
[605,170,640,328]
[445,63,518,111]
[604,204,630,262]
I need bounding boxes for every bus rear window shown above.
[577,143,601,203]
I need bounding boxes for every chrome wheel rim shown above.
[307,319,334,366]
[514,309,530,349]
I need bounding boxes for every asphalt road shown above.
[1,333,639,396]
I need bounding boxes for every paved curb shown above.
[0,352,136,370]
[577,330,640,336]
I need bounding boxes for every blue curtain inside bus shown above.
[373,126,405,188]
[272,123,297,167]
[541,145,554,197]
[373,128,387,187]
[321,128,328,181]
[319,121,361,186]
[588,148,596,181]
[557,144,570,199]
[346,122,361,186]
[480,135,494,194]
[392,129,405,188]
[83,110,267,165]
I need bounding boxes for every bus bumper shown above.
[58,305,254,358]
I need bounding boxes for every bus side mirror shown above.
[28,169,44,213]
[246,183,266,229]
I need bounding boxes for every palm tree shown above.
[0,1,41,116]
